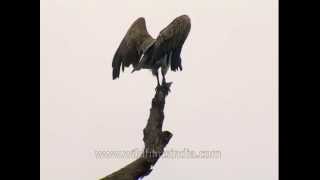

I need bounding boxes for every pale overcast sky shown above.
[41,0,278,179]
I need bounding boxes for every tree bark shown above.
[100,83,173,180]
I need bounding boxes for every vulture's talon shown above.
[164,82,172,88]
[161,80,166,86]
[155,84,161,91]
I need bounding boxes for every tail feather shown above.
[112,51,122,79]
[113,67,120,79]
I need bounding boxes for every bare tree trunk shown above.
[100,83,173,180]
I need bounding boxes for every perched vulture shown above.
[112,15,191,86]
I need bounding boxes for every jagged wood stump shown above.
[100,83,173,180]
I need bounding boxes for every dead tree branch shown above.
[100,83,173,180]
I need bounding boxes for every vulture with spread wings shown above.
[112,15,191,86]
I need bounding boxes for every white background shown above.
[41,0,278,179]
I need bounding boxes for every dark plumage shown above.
[112,15,191,86]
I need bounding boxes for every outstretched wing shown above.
[112,17,155,79]
[152,15,191,71]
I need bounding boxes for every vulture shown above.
[112,15,191,86]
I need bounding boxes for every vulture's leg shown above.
[153,70,160,87]
[152,68,160,87]
[161,66,168,85]
[161,72,166,85]
[156,73,160,87]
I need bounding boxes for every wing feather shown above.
[112,17,154,79]
[152,15,191,71]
